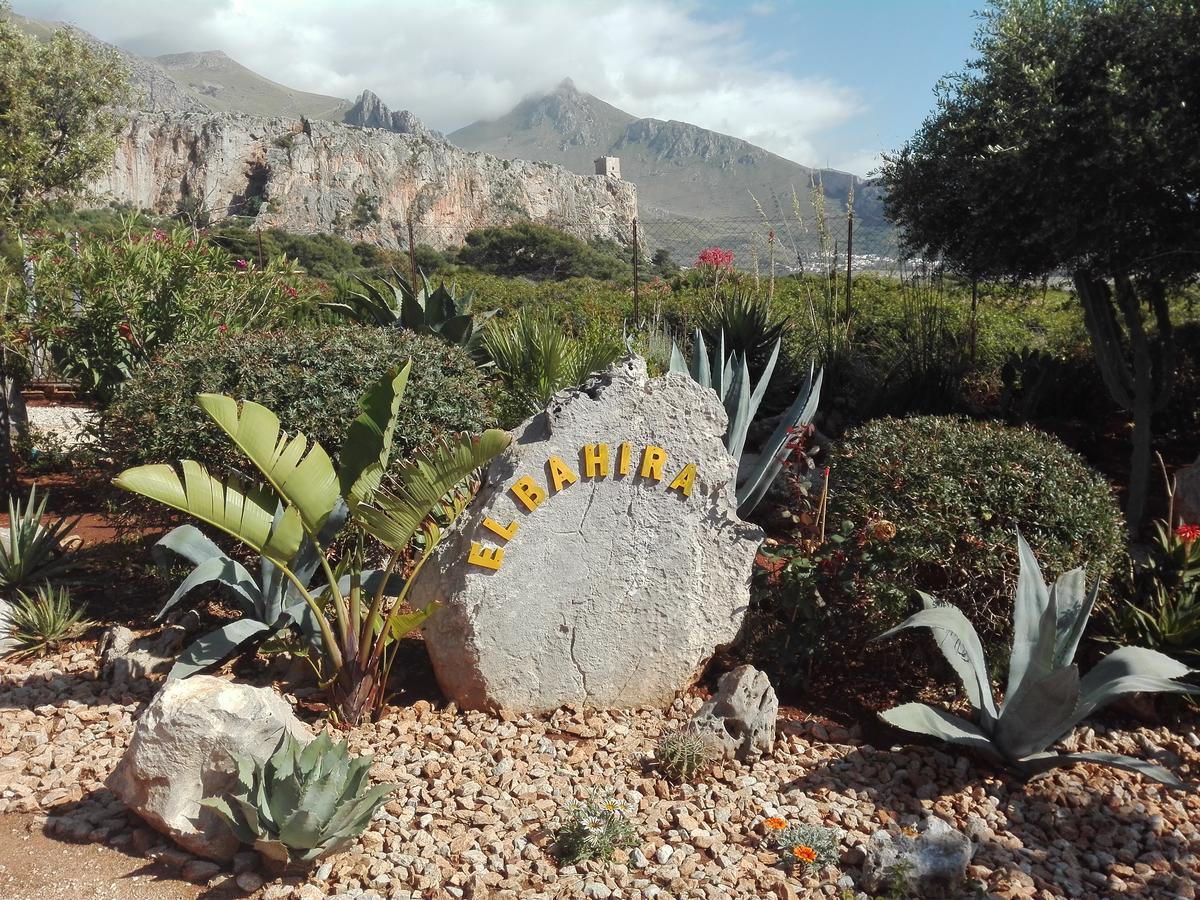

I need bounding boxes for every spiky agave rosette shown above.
[202,731,397,867]
[877,532,1199,786]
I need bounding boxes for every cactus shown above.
[670,327,822,516]
[876,532,1199,787]
[655,726,717,781]
[202,731,397,866]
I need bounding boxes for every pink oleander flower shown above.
[696,247,734,270]
[234,258,249,270]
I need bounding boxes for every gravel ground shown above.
[24,405,99,450]
[1,642,1198,899]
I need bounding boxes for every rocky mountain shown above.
[450,79,887,229]
[344,90,442,140]
[94,112,637,251]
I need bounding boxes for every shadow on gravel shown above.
[0,665,157,711]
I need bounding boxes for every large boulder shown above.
[108,675,312,861]
[412,356,764,713]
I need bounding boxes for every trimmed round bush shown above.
[827,415,1126,648]
[102,325,492,474]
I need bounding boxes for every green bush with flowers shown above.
[24,221,317,400]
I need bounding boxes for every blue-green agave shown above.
[670,327,822,516]
[877,533,1199,787]
[202,731,397,866]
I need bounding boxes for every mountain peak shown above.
[556,77,579,95]
[345,90,439,140]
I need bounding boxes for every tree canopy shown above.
[0,8,130,233]
[881,0,1200,284]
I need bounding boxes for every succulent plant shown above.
[2,582,91,658]
[670,327,822,516]
[0,485,79,598]
[876,533,1199,787]
[202,731,397,867]
[655,726,717,781]
[326,268,497,359]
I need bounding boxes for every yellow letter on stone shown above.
[639,445,668,481]
[483,517,518,541]
[547,455,578,492]
[668,462,697,497]
[468,542,504,570]
[617,441,632,475]
[510,476,546,512]
[582,443,609,478]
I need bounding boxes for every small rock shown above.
[235,871,266,892]
[688,666,777,760]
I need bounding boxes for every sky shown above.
[11,0,982,177]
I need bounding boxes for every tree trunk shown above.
[1073,271,1175,533]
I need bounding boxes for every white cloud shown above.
[13,0,866,168]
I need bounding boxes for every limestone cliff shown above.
[93,112,637,250]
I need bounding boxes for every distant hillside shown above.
[155,50,352,121]
[450,79,888,230]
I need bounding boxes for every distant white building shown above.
[594,156,621,179]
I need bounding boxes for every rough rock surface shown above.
[688,665,777,761]
[92,111,637,251]
[107,675,312,861]
[861,816,975,897]
[413,356,764,713]
[344,90,441,140]
[97,618,196,690]
[1176,452,1200,525]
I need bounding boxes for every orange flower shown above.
[871,519,897,541]
[764,817,788,831]
[792,845,817,864]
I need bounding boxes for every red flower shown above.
[152,229,168,242]
[284,286,299,299]
[1177,523,1200,543]
[117,322,134,341]
[696,247,734,270]
[218,323,229,334]
[235,258,249,270]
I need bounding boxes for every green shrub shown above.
[457,222,631,281]
[826,415,1126,648]
[102,325,492,475]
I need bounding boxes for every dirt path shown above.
[0,815,203,900]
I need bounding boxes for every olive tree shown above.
[0,7,129,494]
[880,0,1200,530]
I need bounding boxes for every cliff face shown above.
[94,112,637,249]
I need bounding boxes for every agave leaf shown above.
[338,363,411,507]
[115,462,303,565]
[879,703,1003,762]
[1052,569,1098,669]
[322,782,397,839]
[152,524,224,569]
[736,366,823,517]
[1006,530,1051,698]
[157,553,262,621]
[1018,751,1187,790]
[1002,571,1061,714]
[355,430,510,551]
[994,665,1081,760]
[198,394,340,536]
[723,356,753,462]
[199,796,256,845]
[230,789,264,836]
[745,338,781,420]
[253,836,292,866]
[876,604,999,723]
[690,329,711,388]
[668,341,688,374]
[1073,646,1198,724]
[169,618,274,680]
[280,805,328,849]
[298,732,332,773]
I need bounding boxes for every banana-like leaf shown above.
[355,430,510,551]
[198,394,340,536]
[1072,646,1199,724]
[876,604,999,724]
[169,619,274,680]
[338,363,411,507]
[879,703,1003,762]
[1018,751,1187,790]
[388,602,437,642]
[1006,530,1051,698]
[994,665,1080,760]
[115,462,303,565]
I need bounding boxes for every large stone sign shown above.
[412,356,763,713]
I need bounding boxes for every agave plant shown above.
[114,362,510,724]
[151,522,339,679]
[326,268,497,358]
[3,583,92,657]
[702,289,789,377]
[202,731,396,867]
[0,485,80,598]
[876,533,1199,787]
[670,327,822,516]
